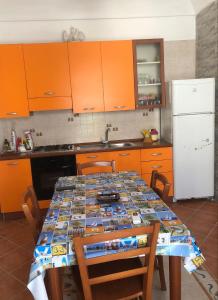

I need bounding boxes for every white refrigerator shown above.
[161,78,215,201]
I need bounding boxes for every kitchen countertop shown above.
[0,139,172,161]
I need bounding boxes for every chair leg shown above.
[156,256,167,291]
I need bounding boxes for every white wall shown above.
[0,0,195,43]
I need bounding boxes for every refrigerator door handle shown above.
[173,112,214,117]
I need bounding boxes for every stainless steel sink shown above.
[77,142,135,150]
[108,142,135,148]
[78,143,107,149]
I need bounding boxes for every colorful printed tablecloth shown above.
[28,172,205,300]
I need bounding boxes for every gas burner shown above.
[33,144,74,152]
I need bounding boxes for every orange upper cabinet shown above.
[23,42,72,111]
[0,44,29,119]
[101,40,135,112]
[68,42,104,113]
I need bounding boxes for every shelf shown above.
[137,61,160,65]
[138,83,161,87]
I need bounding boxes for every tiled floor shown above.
[0,199,217,300]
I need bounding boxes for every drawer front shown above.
[141,147,172,161]
[76,152,112,163]
[113,150,141,174]
[141,159,172,174]
[141,172,174,196]
[76,152,113,174]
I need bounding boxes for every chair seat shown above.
[73,258,144,300]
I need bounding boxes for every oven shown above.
[31,154,77,200]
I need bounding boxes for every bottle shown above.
[10,128,16,152]
[24,130,34,150]
[3,139,11,152]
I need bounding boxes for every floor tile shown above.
[0,269,25,300]
[206,224,218,240]
[0,246,33,273]
[201,236,218,258]
[204,253,218,282]
[170,206,193,223]
[11,260,32,285]
[0,236,18,257]
[10,288,34,300]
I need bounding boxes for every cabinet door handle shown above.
[7,162,18,166]
[151,165,162,169]
[86,155,97,158]
[83,107,95,111]
[119,153,130,156]
[7,112,17,115]
[151,153,162,156]
[113,105,126,109]
[44,90,55,96]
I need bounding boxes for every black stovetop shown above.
[33,144,74,152]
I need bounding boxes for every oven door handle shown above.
[61,165,72,169]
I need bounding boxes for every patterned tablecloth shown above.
[28,172,205,299]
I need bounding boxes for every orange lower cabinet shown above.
[141,147,172,161]
[141,172,174,196]
[0,159,32,213]
[141,159,172,174]
[76,152,113,174]
[113,150,141,175]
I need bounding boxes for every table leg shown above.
[169,256,181,300]
[47,268,63,300]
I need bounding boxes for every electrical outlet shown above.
[36,132,43,136]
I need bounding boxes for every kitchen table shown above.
[27,172,204,300]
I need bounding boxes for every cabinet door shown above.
[101,41,135,111]
[132,39,165,109]
[0,45,29,119]
[76,152,113,174]
[69,42,104,113]
[113,150,141,174]
[0,159,32,213]
[23,43,72,111]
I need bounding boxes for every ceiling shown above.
[191,0,215,14]
[0,0,215,21]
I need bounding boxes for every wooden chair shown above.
[150,170,171,291]
[73,222,160,300]
[21,186,42,243]
[77,160,116,175]
[150,170,171,203]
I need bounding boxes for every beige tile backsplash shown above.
[0,39,196,150]
[0,109,160,149]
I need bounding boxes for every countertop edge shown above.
[0,139,172,161]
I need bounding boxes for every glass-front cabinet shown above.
[133,39,165,109]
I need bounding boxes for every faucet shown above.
[102,127,110,144]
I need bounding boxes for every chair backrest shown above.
[150,170,170,202]
[77,160,116,175]
[74,222,160,300]
[21,186,41,243]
